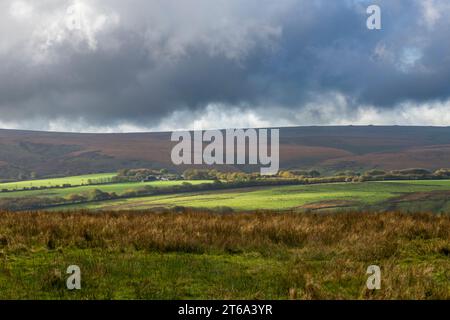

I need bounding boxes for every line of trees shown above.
[356,168,450,182]
[115,168,179,182]
[182,169,322,181]
[182,168,450,183]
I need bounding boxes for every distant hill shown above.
[0,126,450,180]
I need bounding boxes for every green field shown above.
[0,173,116,191]
[0,179,212,199]
[0,177,449,299]
[55,180,450,212]
[2,172,450,213]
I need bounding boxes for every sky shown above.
[1,0,450,132]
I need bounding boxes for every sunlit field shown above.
[0,173,116,191]
[55,180,450,213]
[0,179,212,199]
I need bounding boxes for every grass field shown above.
[0,173,116,191]
[0,176,449,300]
[3,170,450,213]
[0,179,212,200]
[55,180,450,213]
[0,210,448,299]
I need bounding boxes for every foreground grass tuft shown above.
[0,210,448,299]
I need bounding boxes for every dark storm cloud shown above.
[1,0,450,130]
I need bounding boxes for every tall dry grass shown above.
[0,209,448,257]
[0,209,449,299]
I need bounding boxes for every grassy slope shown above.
[0,211,448,299]
[56,180,450,212]
[0,180,212,199]
[0,173,117,191]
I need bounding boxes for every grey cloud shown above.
[0,0,450,131]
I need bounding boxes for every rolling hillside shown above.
[1,126,450,180]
